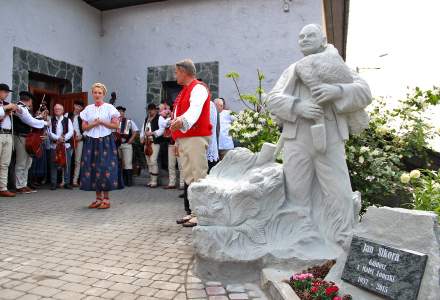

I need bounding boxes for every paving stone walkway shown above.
[0,184,267,300]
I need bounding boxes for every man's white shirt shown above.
[174,84,209,132]
[48,116,74,149]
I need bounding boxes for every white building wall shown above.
[0,0,101,99]
[100,0,323,125]
[0,0,323,126]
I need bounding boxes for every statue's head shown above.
[298,24,327,56]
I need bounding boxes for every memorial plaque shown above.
[341,235,427,300]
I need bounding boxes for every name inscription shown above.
[341,236,427,300]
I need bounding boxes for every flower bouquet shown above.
[285,261,352,300]
[287,274,352,300]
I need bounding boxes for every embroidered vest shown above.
[171,80,212,140]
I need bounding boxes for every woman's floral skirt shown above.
[80,134,123,192]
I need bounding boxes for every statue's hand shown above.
[294,101,323,121]
[311,84,343,105]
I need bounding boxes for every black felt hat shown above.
[74,100,84,107]
[0,84,13,92]
[19,91,35,101]
[147,103,157,110]
[116,106,126,112]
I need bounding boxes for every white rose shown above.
[400,173,411,184]
[358,156,365,164]
[409,169,421,179]
[360,146,369,153]
[375,126,388,135]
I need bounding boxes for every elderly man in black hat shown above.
[0,84,18,197]
[13,91,48,194]
[116,106,139,186]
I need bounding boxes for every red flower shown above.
[333,297,342,300]
[325,286,339,296]
[310,287,318,293]
[312,281,322,286]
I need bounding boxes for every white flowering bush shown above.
[226,70,280,152]
[229,110,280,153]
[346,144,404,210]
[346,86,440,213]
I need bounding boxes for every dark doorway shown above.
[28,72,69,114]
[161,81,182,107]
[28,72,87,114]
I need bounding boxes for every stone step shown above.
[260,269,299,300]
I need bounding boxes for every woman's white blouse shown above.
[80,103,120,138]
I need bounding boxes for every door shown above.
[28,87,59,115]
[162,81,182,106]
[52,92,88,114]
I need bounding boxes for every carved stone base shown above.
[189,144,352,281]
[193,254,334,284]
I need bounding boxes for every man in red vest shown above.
[171,59,212,228]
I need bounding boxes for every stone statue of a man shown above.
[267,24,372,247]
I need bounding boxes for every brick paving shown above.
[0,183,267,300]
[0,185,192,300]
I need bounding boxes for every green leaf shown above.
[242,94,258,105]
[256,87,265,95]
[225,72,240,79]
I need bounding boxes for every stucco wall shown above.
[0,0,323,126]
[100,0,323,125]
[0,0,100,100]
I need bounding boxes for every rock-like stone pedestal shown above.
[189,145,353,282]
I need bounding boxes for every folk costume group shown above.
[0,59,233,227]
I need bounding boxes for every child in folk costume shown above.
[80,83,121,209]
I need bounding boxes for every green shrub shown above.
[400,169,440,221]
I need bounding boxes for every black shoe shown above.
[64,184,72,190]
[50,184,57,190]
[122,170,128,186]
[126,170,133,187]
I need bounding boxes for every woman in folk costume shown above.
[80,83,121,209]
